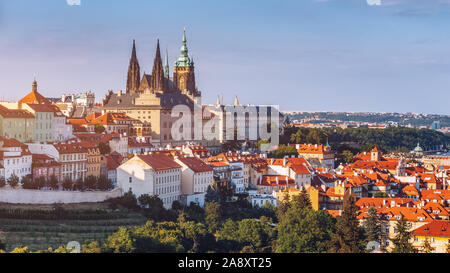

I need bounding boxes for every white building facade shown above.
[117,154,182,209]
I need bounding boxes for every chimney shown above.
[117,90,122,97]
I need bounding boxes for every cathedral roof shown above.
[102,92,195,110]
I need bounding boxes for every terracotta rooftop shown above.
[177,156,213,173]
[413,220,450,238]
[137,154,181,171]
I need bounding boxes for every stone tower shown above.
[173,28,196,94]
[126,40,141,94]
[151,39,167,93]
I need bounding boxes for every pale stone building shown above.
[117,154,182,208]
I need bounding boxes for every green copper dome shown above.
[175,28,194,67]
[413,142,423,152]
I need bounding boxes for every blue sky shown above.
[0,0,449,114]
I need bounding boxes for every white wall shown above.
[0,188,120,204]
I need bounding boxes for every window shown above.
[129,177,132,183]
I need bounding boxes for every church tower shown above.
[164,48,170,79]
[173,28,196,94]
[151,39,167,93]
[126,40,141,94]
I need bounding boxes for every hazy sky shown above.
[0,0,449,114]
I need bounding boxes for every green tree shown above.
[330,192,365,253]
[35,176,47,189]
[49,175,59,190]
[341,150,354,164]
[277,206,335,253]
[97,175,113,190]
[374,192,389,198]
[7,174,19,188]
[180,221,213,253]
[271,145,298,158]
[390,215,414,253]
[205,201,221,233]
[0,177,5,188]
[120,190,138,209]
[104,227,137,253]
[205,184,220,203]
[85,175,97,190]
[171,200,183,211]
[21,175,35,189]
[364,206,381,250]
[73,178,85,191]
[62,178,73,191]
[292,188,312,210]
[94,123,106,134]
[98,142,111,155]
[138,194,163,209]
[276,194,291,221]
[82,241,102,253]
[420,238,435,253]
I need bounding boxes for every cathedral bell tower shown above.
[173,28,196,94]
[126,40,141,94]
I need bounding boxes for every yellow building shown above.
[80,142,103,178]
[412,220,450,253]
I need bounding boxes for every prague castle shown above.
[102,29,202,146]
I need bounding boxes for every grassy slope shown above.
[0,202,147,252]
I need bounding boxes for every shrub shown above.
[7,174,19,188]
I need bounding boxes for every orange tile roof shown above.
[19,90,51,105]
[296,144,333,155]
[258,175,296,187]
[413,220,450,238]
[356,198,414,209]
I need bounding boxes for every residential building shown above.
[117,154,182,208]
[0,137,32,180]
[174,156,214,195]
[0,105,34,142]
[53,141,88,181]
[31,154,61,182]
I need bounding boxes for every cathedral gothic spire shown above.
[151,39,167,92]
[126,39,141,94]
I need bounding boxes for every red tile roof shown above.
[177,157,213,173]
[413,220,450,238]
[136,154,181,171]
[0,105,34,119]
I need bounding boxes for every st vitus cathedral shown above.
[102,29,203,146]
[125,29,200,102]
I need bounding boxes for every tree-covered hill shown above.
[282,126,449,153]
